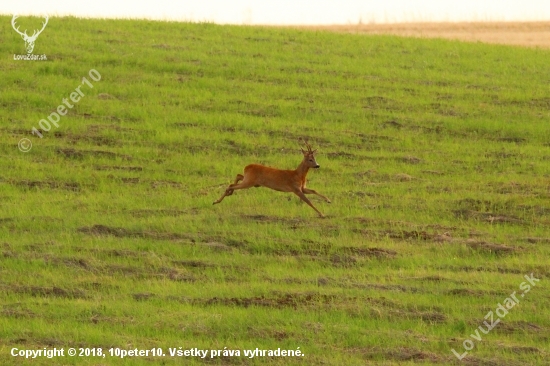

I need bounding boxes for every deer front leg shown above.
[293,189,325,218]
[302,188,331,203]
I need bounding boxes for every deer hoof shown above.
[326,200,332,204]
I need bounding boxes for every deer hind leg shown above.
[302,188,331,203]
[233,174,244,184]
[293,189,325,218]
[225,174,244,197]
[213,175,252,205]
[223,174,245,197]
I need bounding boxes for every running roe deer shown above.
[213,139,330,217]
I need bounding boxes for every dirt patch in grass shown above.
[410,275,461,283]
[0,218,14,225]
[422,170,444,175]
[483,214,526,225]
[453,198,527,225]
[386,309,447,323]
[240,214,328,230]
[385,347,442,362]
[93,165,143,171]
[57,148,132,160]
[326,151,358,159]
[455,198,493,210]
[525,237,550,244]
[96,93,115,100]
[496,136,527,143]
[23,240,60,252]
[400,156,422,164]
[132,292,155,301]
[268,244,395,266]
[5,285,87,299]
[454,210,526,225]
[66,134,118,146]
[199,242,234,252]
[382,120,403,129]
[103,249,142,257]
[242,214,306,226]
[356,283,419,293]
[508,346,542,354]
[329,254,357,267]
[128,208,187,217]
[9,336,65,348]
[2,127,32,136]
[517,204,550,215]
[172,260,214,268]
[1,305,35,319]
[77,224,191,241]
[247,327,291,341]
[102,264,143,276]
[354,228,443,241]
[439,265,525,276]
[47,257,93,271]
[447,288,487,296]
[151,180,183,189]
[268,241,333,257]
[179,292,341,309]
[79,281,120,291]
[11,180,81,191]
[466,240,519,254]
[3,250,16,258]
[264,276,307,285]
[78,225,135,237]
[119,177,140,184]
[172,122,199,128]
[341,246,397,258]
[73,247,143,258]
[358,346,442,363]
[204,237,250,249]
[102,264,198,282]
[495,321,545,334]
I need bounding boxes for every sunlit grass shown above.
[0,15,549,365]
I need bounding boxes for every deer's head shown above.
[11,15,49,54]
[300,139,320,169]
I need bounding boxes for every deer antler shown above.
[299,138,317,154]
[11,15,28,38]
[299,137,308,154]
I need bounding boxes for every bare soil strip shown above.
[287,22,550,48]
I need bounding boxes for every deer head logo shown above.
[11,15,49,54]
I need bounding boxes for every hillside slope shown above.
[1,17,549,365]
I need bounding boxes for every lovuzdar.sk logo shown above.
[12,14,48,61]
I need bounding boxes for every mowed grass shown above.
[1,16,549,365]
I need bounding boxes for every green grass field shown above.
[1,16,549,365]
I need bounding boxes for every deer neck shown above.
[295,159,310,178]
